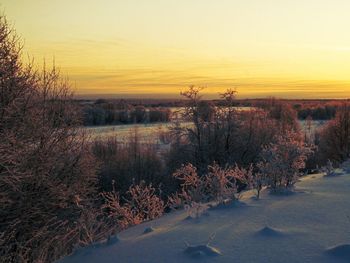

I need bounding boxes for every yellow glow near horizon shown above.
[3,0,350,98]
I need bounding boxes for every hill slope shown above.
[60,171,350,263]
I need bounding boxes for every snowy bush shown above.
[204,164,253,202]
[125,181,165,222]
[101,188,137,230]
[258,132,313,191]
[102,181,164,230]
[170,163,253,208]
[172,164,207,204]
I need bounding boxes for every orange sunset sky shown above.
[2,0,350,98]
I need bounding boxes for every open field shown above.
[86,120,327,143]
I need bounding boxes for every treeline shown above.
[81,98,346,125]
[253,98,342,121]
[82,100,172,125]
[297,105,337,120]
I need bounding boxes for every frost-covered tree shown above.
[0,15,103,262]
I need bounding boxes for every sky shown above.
[2,0,350,99]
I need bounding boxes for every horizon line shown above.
[74,93,350,101]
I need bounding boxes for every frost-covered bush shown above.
[258,132,313,191]
[167,190,193,210]
[102,181,164,230]
[204,164,253,202]
[101,188,137,230]
[170,163,253,208]
[125,181,165,222]
[172,164,206,204]
[0,15,106,262]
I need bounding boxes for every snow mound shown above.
[143,227,155,234]
[326,244,350,259]
[255,226,285,237]
[184,244,222,258]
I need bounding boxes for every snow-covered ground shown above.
[60,168,350,263]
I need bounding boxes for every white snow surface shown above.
[60,170,350,263]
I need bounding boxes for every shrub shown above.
[204,164,253,202]
[101,184,139,230]
[101,181,164,230]
[172,164,205,204]
[257,132,313,191]
[170,163,253,208]
[125,181,164,222]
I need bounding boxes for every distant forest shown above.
[79,98,346,126]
